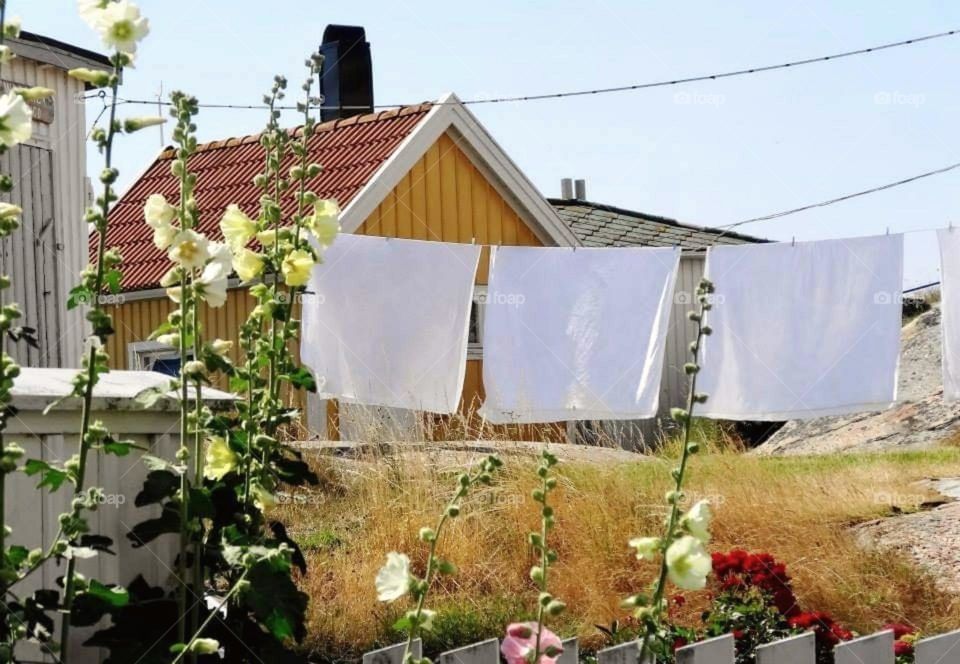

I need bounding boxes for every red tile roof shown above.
[101,103,433,291]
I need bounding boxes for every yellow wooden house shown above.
[104,91,582,438]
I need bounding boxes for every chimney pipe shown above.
[574,179,586,201]
[319,25,374,122]
[560,178,573,200]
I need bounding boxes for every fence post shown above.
[597,639,640,664]
[675,634,734,664]
[363,640,422,664]
[438,638,500,664]
[557,637,579,664]
[755,632,814,664]
[916,629,960,664]
[834,631,894,664]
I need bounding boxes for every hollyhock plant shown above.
[376,455,503,664]
[623,278,716,662]
[503,450,565,664]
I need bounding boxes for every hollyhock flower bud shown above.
[123,117,166,133]
[418,527,436,543]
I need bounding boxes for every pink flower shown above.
[501,622,564,664]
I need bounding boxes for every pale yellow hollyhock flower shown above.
[628,536,660,561]
[256,227,295,247]
[232,248,265,283]
[680,500,712,544]
[0,91,32,148]
[164,286,182,304]
[203,436,238,481]
[310,199,340,247]
[92,0,150,56]
[281,249,315,287]
[251,483,276,511]
[219,204,256,250]
[168,229,209,270]
[0,46,14,66]
[375,552,412,602]
[665,535,711,590]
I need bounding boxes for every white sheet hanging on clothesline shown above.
[300,234,481,414]
[480,245,680,423]
[939,229,960,401]
[696,234,903,420]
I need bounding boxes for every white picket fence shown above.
[365,628,960,664]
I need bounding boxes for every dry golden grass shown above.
[273,445,960,661]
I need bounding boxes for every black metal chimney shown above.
[319,25,374,122]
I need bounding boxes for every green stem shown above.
[59,57,122,661]
[533,474,549,662]
[638,300,707,663]
[171,567,250,664]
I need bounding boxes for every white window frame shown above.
[128,340,193,372]
[467,285,487,360]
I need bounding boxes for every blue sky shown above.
[26,0,960,287]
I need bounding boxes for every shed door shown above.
[0,145,61,368]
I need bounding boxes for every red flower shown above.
[882,623,915,640]
[671,595,686,607]
[894,640,914,656]
[673,637,688,652]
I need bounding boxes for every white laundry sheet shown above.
[939,229,960,400]
[480,246,680,423]
[300,234,481,414]
[696,234,903,420]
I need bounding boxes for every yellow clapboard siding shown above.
[109,130,556,440]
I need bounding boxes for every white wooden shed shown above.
[3,32,111,369]
[7,368,235,661]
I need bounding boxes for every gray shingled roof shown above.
[549,199,767,249]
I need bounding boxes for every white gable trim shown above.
[338,92,580,247]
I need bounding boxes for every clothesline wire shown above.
[711,161,960,240]
[82,27,959,110]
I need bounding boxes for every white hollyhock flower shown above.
[168,229,209,270]
[628,536,660,561]
[665,536,711,590]
[144,194,178,249]
[78,0,108,29]
[0,91,32,148]
[0,46,14,65]
[4,16,22,39]
[375,552,413,602]
[152,223,177,251]
[680,500,712,544]
[91,0,149,56]
[207,241,233,275]
[310,199,340,247]
[196,261,228,308]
